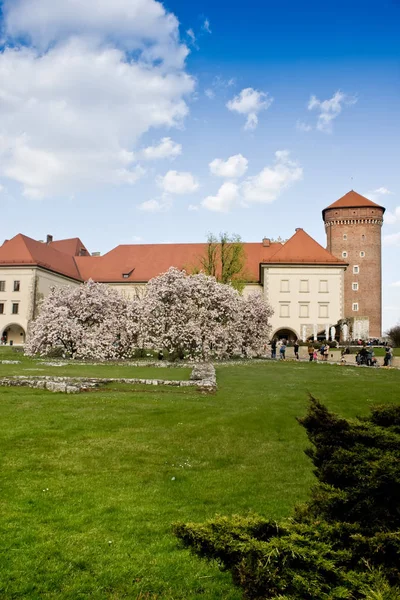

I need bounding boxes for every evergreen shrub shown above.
[173,398,400,599]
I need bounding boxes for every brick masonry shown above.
[324,205,384,338]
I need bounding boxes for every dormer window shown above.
[122,268,135,279]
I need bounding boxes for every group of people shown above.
[307,342,330,362]
[269,338,395,367]
[270,338,300,361]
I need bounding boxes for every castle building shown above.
[0,191,384,345]
[323,190,385,338]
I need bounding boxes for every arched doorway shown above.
[272,328,299,343]
[2,324,26,346]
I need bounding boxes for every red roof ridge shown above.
[263,228,347,265]
[322,190,385,219]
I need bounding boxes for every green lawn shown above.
[0,360,399,599]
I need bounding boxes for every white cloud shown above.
[241,150,302,204]
[389,281,400,287]
[3,0,189,67]
[188,204,199,211]
[186,28,196,46]
[205,88,215,99]
[138,197,171,212]
[296,120,312,132]
[383,232,400,246]
[227,88,273,130]
[209,154,248,178]
[141,138,182,161]
[385,207,400,225]
[0,184,4,193]
[308,90,357,133]
[157,170,199,194]
[0,0,194,198]
[202,19,212,34]
[367,187,393,202]
[202,181,239,213]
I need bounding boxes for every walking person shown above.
[308,343,314,362]
[271,338,277,360]
[294,339,299,360]
[279,340,287,360]
[323,343,330,362]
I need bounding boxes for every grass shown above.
[0,347,191,380]
[0,358,399,599]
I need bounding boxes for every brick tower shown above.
[322,191,385,338]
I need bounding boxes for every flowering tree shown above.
[238,293,273,357]
[25,280,134,359]
[140,268,272,360]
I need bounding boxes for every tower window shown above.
[360,251,365,258]
[353,265,359,274]
[352,282,359,291]
[343,234,347,240]
[362,234,366,241]
[342,251,348,258]
[352,303,359,312]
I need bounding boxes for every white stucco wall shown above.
[0,267,81,344]
[242,283,263,298]
[263,265,345,340]
[0,268,35,343]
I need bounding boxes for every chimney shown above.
[262,237,270,247]
[46,234,53,244]
[91,252,101,257]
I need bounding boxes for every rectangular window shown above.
[279,303,290,318]
[352,303,359,311]
[0,303,4,314]
[280,279,289,293]
[319,280,328,293]
[353,265,359,274]
[13,280,20,292]
[342,251,348,258]
[299,303,309,318]
[12,303,19,314]
[343,234,347,240]
[299,279,309,293]
[0,281,5,292]
[352,282,359,291]
[318,303,329,319]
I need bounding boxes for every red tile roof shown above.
[0,229,346,284]
[0,234,82,280]
[322,190,385,219]
[263,228,346,265]
[49,238,89,256]
[75,242,281,282]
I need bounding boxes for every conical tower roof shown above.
[322,190,385,220]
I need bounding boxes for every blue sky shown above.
[1,0,399,330]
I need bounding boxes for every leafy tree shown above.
[174,399,400,599]
[200,232,248,291]
[386,325,400,348]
